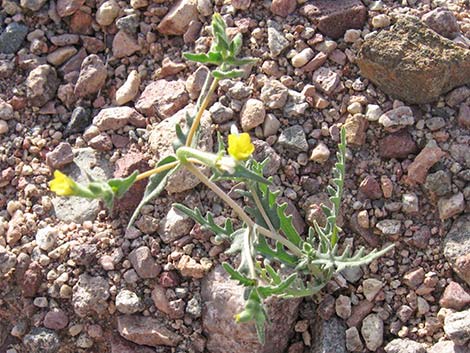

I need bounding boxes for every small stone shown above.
[458,104,470,128]
[128,246,160,279]
[260,80,288,109]
[309,142,330,164]
[365,104,382,121]
[335,295,352,319]
[362,278,383,301]
[406,143,446,185]
[312,67,340,95]
[343,114,367,147]
[65,107,91,135]
[0,23,28,54]
[92,106,145,131]
[277,125,308,153]
[357,210,369,229]
[113,31,140,58]
[116,14,140,33]
[271,0,296,17]
[116,289,143,314]
[88,133,112,151]
[0,120,9,135]
[402,193,419,214]
[347,300,374,327]
[0,245,17,277]
[47,46,77,66]
[379,106,414,131]
[157,0,198,35]
[379,130,417,160]
[444,309,470,345]
[263,114,281,137]
[426,117,446,131]
[96,0,120,26]
[422,7,459,39]
[136,80,189,118]
[117,315,183,347]
[397,305,414,323]
[21,261,43,297]
[440,281,470,311]
[427,341,465,353]
[359,176,382,200]
[267,20,290,57]
[302,52,328,72]
[384,338,426,353]
[151,285,184,319]
[417,297,430,316]
[44,309,68,330]
[70,10,92,34]
[72,274,110,317]
[185,66,209,100]
[0,100,14,120]
[344,29,361,43]
[23,328,60,353]
[209,102,233,124]
[291,48,314,68]
[403,268,425,289]
[35,226,57,251]
[371,14,391,28]
[46,142,74,169]
[26,65,59,107]
[345,327,363,352]
[240,99,266,131]
[361,314,383,351]
[116,70,141,105]
[376,219,401,236]
[56,0,85,17]
[74,54,107,98]
[438,193,465,220]
[76,333,93,349]
[21,0,47,11]
[158,206,194,244]
[176,255,212,279]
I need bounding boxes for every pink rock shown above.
[151,285,184,319]
[128,246,161,279]
[458,103,470,129]
[60,48,87,75]
[46,142,74,169]
[88,133,113,151]
[346,300,374,327]
[113,31,141,59]
[92,107,145,131]
[21,261,43,297]
[44,309,69,330]
[440,281,470,310]
[359,176,382,200]
[81,36,105,54]
[302,0,367,39]
[232,0,251,10]
[117,315,182,347]
[56,0,85,17]
[74,54,107,98]
[422,7,459,39]
[135,80,189,118]
[379,130,418,160]
[271,0,296,17]
[159,271,180,288]
[403,268,425,289]
[406,145,446,185]
[157,0,198,35]
[70,10,92,34]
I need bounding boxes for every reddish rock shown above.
[271,0,296,17]
[56,0,85,17]
[302,0,367,39]
[111,335,155,353]
[46,142,74,169]
[406,144,446,185]
[128,246,161,279]
[60,48,87,75]
[113,152,149,212]
[88,133,113,151]
[458,104,470,129]
[403,268,425,289]
[151,285,184,319]
[21,261,43,297]
[92,107,146,131]
[74,54,107,98]
[440,281,470,310]
[159,271,180,288]
[346,300,374,327]
[81,36,105,54]
[157,0,198,35]
[135,80,189,119]
[358,176,382,200]
[379,130,418,159]
[44,309,69,330]
[112,31,141,59]
[70,10,93,34]
[117,315,182,347]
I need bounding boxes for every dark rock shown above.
[0,23,28,54]
[358,176,382,200]
[46,142,74,169]
[65,107,91,135]
[379,130,418,160]
[358,17,470,104]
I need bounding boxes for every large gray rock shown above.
[311,316,347,353]
[201,265,301,353]
[357,16,470,104]
[148,106,213,194]
[51,148,112,223]
[427,340,468,353]
[384,338,426,353]
[443,215,470,286]
[444,309,470,346]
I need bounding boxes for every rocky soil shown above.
[0,0,470,352]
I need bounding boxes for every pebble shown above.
[0,100,14,120]
[365,104,382,121]
[291,48,314,68]
[74,54,107,98]
[407,143,446,185]
[401,193,419,214]
[176,255,212,279]
[240,99,266,131]
[344,29,361,43]
[209,102,234,124]
[440,281,470,310]
[115,70,141,105]
[157,0,198,35]
[72,274,110,317]
[0,120,8,134]
[65,107,91,135]
[21,0,47,11]
[361,314,383,351]
[96,0,120,26]
[344,114,367,147]
[425,171,452,197]
[26,65,60,107]
[458,104,470,128]
[267,20,290,57]
[260,80,288,109]
[92,106,145,131]
[309,142,330,164]
[128,246,161,279]
[379,130,417,160]
[35,226,57,251]
[112,30,141,58]
[0,22,28,54]
[47,46,77,66]
[312,67,340,95]
[335,295,352,319]
[33,297,49,308]
[345,327,364,352]
[56,0,85,17]
[277,125,309,153]
[115,289,143,314]
[372,14,391,28]
[438,193,465,220]
[362,278,383,301]
[376,219,401,236]
[46,142,74,169]
[379,106,414,130]
[263,114,281,137]
[403,268,425,289]
[44,309,69,330]
[271,0,296,17]
[422,7,459,39]
[359,175,382,200]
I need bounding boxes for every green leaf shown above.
[108,171,139,199]
[225,228,245,255]
[212,69,245,79]
[222,262,256,286]
[224,57,258,66]
[128,156,179,226]
[257,273,297,298]
[230,33,243,56]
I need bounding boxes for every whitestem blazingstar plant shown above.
[49,14,393,344]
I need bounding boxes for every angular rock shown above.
[128,246,160,279]
[21,261,43,297]
[443,215,470,285]
[303,0,366,39]
[440,281,470,311]
[116,289,143,314]
[346,300,374,328]
[21,0,47,11]
[116,70,141,105]
[438,193,465,220]
[271,0,296,17]
[44,309,69,330]
[345,327,363,352]
[378,106,414,131]
[267,20,290,57]
[56,0,85,17]
[23,328,60,353]
[260,80,288,109]
[361,314,383,351]
[359,176,382,200]
[422,7,459,39]
[0,245,16,277]
[158,206,194,244]
[65,106,91,136]
[201,265,301,353]
[117,315,182,347]
[427,340,467,353]
[343,114,367,147]
[357,17,470,104]
[136,79,189,119]
[425,170,452,197]
[157,0,198,35]
[113,31,140,58]
[26,65,59,107]
[93,107,145,131]
[176,255,212,279]
[46,142,74,169]
[311,316,347,353]
[277,125,308,153]
[74,54,107,98]
[379,130,417,159]
[362,278,383,302]
[151,285,184,319]
[96,0,120,26]
[0,23,28,54]
[148,106,212,193]
[406,143,446,185]
[444,309,470,345]
[72,274,110,317]
[384,338,426,353]
[312,67,340,95]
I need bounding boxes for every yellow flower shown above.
[228,132,254,161]
[49,170,77,196]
